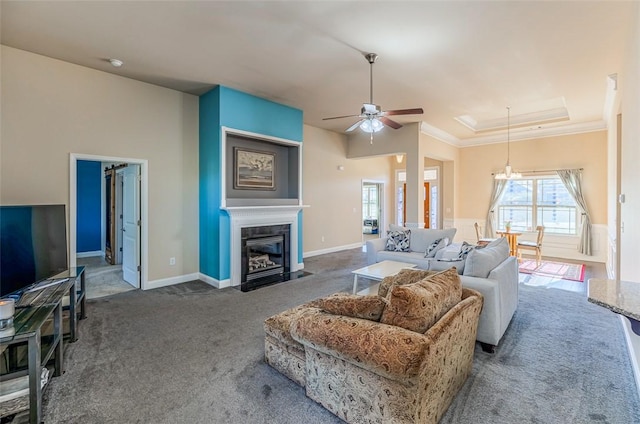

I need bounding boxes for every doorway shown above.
[396,167,440,229]
[362,181,384,244]
[70,153,148,297]
[402,182,430,228]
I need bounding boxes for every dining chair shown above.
[517,226,545,265]
[474,222,498,246]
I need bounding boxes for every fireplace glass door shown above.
[245,235,285,281]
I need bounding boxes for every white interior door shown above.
[122,165,140,288]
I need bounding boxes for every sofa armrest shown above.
[459,256,518,346]
[365,237,388,265]
[488,255,519,330]
[415,289,483,421]
[290,309,429,382]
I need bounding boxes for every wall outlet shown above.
[321,236,325,242]
[169,257,176,266]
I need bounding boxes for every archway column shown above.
[404,142,426,228]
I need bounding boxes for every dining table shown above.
[495,230,522,256]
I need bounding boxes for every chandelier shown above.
[495,106,522,180]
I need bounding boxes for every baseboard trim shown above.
[304,242,363,258]
[76,250,103,258]
[145,273,200,290]
[198,273,231,289]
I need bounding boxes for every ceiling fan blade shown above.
[384,108,424,116]
[323,114,360,121]
[380,116,403,129]
[345,120,364,132]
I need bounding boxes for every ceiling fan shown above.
[323,53,424,141]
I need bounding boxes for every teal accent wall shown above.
[199,86,303,281]
[76,160,102,252]
[199,89,222,277]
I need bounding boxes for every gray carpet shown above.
[14,249,640,423]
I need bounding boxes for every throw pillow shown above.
[380,268,462,333]
[424,237,446,258]
[435,242,473,261]
[378,269,436,297]
[463,236,510,278]
[385,229,411,252]
[314,293,387,321]
[458,242,475,260]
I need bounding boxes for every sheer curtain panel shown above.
[557,169,592,255]
[485,179,507,237]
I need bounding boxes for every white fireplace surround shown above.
[224,205,307,287]
[219,127,306,288]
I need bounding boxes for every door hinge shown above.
[137,219,141,226]
[137,265,141,271]
[119,247,122,252]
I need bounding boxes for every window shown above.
[497,176,578,235]
[362,185,379,219]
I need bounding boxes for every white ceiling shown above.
[1,1,633,146]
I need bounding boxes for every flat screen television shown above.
[0,204,68,297]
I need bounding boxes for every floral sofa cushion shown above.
[380,268,462,333]
[378,268,437,298]
[313,293,386,321]
[290,308,431,381]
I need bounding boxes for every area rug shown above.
[518,259,586,282]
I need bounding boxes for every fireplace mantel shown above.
[223,205,308,287]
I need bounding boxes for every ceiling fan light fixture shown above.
[360,118,384,133]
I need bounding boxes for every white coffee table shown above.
[351,260,417,294]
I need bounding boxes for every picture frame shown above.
[233,147,276,190]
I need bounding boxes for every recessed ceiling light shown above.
[109,58,123,68]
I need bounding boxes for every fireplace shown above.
[240,224,290,291]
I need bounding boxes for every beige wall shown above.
[619,2,640,281]
[419,132,459,222]
[302,125,393,254]
[1,46,199,283]
[457,131,608,224]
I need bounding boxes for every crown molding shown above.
[419,122,461,146]
[460,120,607,147]
[420,119,607,148]
[455,107,569,132]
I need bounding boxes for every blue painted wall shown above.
[76,160,102,252]
[199,86,303,281]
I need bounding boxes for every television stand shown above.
[0,267,86,422]
[53,267,87,342]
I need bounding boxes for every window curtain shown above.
[485,179,507,237]
[557,169,592,256]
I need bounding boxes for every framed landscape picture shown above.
[234,147,276,190]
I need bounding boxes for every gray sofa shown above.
[366,227,518,352]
